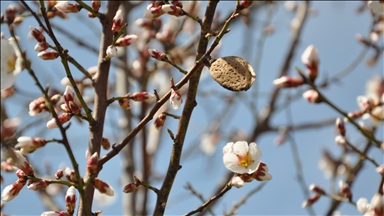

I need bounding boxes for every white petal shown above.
[223,153,248,174]
[232,141,249,155]
[356,197,370,213]
[248,142,262,160]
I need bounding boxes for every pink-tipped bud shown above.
[46,113,72,129]
[170,89,183,110]
[239,173,254,183]
[256,161,269,173]
[144,3,165,19]
[4,148,34,176]
[87,152,99,175]
[230,176,245,188]
[38,50,59,60]
[63,86,81,114]
[5,4,17,24]
[154,113,166,130]
[29,26,46,42]
[91,0,101,11]
[50,94,62,105]
[301,45,319,82]
[302,193,321,208]
[148,49,168,61]
[131,92,155,102]
[106,45,117,58]
[64,167,76,182]
[238,0,253,9]
[309,184,325,195]
[162,5,184,16]
[29,97,47,116]
[34,41,49,52]
[112,10,125,33]
[101,138,111,150]
[15,136,47,155]
[93,178,114,196]
[273,76,303,88]
[335,118,346,136]
[65,186,77,214]
[1,179,26,202]
[115,35,137,47]
[41,211,70,216]
[346,110,364,120]
[123,182,138,193]
[252,170,272,181]
[15,169,26,180]
[118,94,131,110]
[54,1,82,13]
[303,89,321,103]
[55,169,64,180]
[27,179,48,190]
[339,180,352,201]
[1,159,18,172]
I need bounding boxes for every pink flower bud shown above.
[309,184,325,195]
[162,5,184,16]
[118,94,131,110]
[106,45,117,58]
[54,1,82,13]
[339,180,352,200]
[41,211,70,216]
[115,35,137,47]
[303,89,321,103]
[29,97,47,116]
[91,0,101,11]
[101,138,111,150]
[38,50,59,60]
[1,159,18,172]
[15,169,26,180]
[63,86,81,114]
[4,148,34,176]
[238,0,253,9]
[123,182,138,193]
[148,49,168,61]
[346,110,364,120]
[154,113,166,130]
[131,92,155,102]
[273,76,303,88]
[302,193,321,208]
[65,186,77,213]
[170,89,183,110]
[252,170,272,181]
[5,4,17,24]
[171,0,183,8]
[55,169,64,179]
[15,136,47,154]
[50,94,62,105]
[27,179,48,190]
[1,180,26,202]
[87,152,99,175]
[230,176,245,188]
[112,10,125,33]
[335,118,346,136]
[34,41,49,52]
[144,4,165,19]
[301,45,319,82]
[29,26,45,42]
[46,113,72,129]
[93,178,114,196]
[64,167,76,182]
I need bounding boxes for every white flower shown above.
[334,135,346,146]
[223,141,262,174]
[170,89,183,110]
[1,38,23,90]
[356,193,384,215]
[368,1,384,15]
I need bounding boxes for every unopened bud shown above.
[54,1,82,13]
[106,45,117,58]
[131,92,155,102]
[309,184,325,195]
[339,180,352,201]
[34,41,49,52]
[112,10,125,33]
[154,113,166,130]
[86,152,99,175]
[5,4,17,24]
[123,182,138,193]
[46,113,72,129]
[301,45,319,82]
[230,176,245,188]
[148,49,168,61]
[162,5,184,16]
[302,193,321,208]
[335,135,346,146]
[335,118,346,136]
[93,178,114,196]
[38,50,59,60]
[303,89,321,103]
[27,179,48,190]
[101,138,110,150]
[115,35,137,47]
[91,0,101,11]
[273,76,303,88]
[118,94,131,110]
[55,169,64,179]
[65,186,77,214]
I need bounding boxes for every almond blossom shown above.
[170,88,183,110]
[1,38,23,90]
[223,141,262,174]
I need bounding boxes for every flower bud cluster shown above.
[144,2,185,19]
[29,26,59,60]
